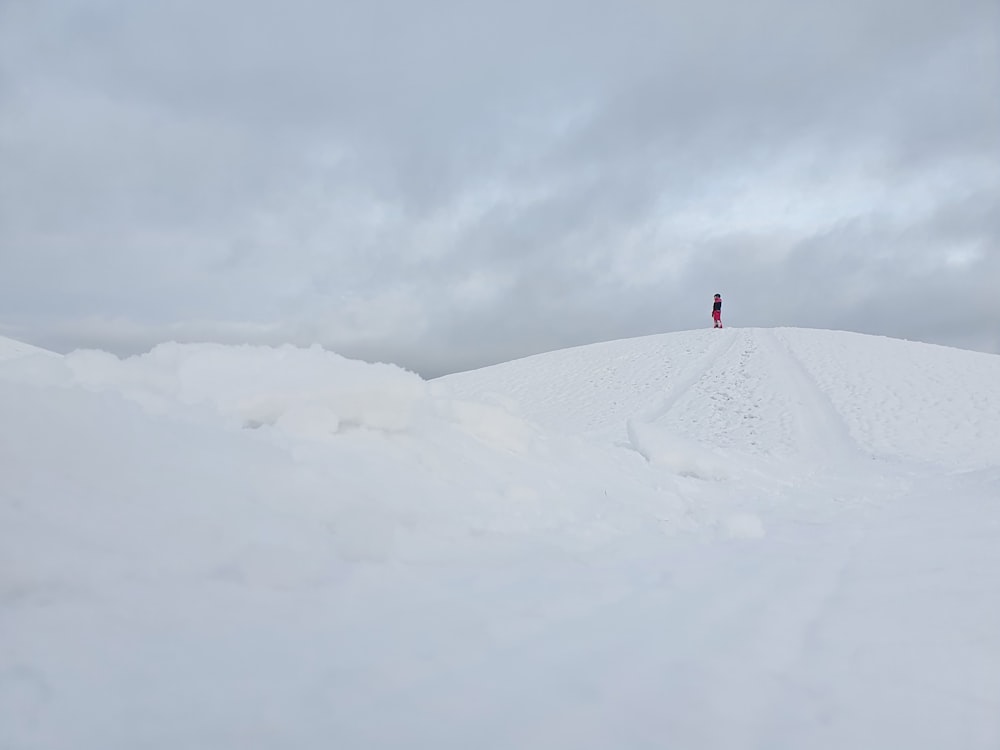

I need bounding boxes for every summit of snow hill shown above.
[2,327,1000,749]
[440,326,1000,470]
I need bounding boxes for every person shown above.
[712,293,723,328]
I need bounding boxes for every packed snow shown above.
[2,328,999,749]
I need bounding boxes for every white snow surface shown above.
[0,335,59,362]
[2,327,999,749]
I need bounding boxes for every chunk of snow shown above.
[626,418,732,480]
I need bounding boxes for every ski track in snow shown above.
[776,328,1000,469]
[761,328,862,464]
[637,327,741,423]
[441,329,736,442]
[447,327,871,465]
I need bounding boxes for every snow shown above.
[0,335,59,362]
[2,327,999,749]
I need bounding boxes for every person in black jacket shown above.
[712,294,723,328]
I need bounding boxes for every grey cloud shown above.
[1,0,997,376]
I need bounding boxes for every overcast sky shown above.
[2,0,997,376]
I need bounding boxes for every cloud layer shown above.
[2,0,997,375]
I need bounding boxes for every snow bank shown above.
[0,340,686,570]
[62,342,429,433]
[0,342,543,452]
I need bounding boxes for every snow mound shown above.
[0,342,543,451]
[0,343,552,464]
[62,343,429,434]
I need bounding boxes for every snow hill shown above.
[0,335,58,362]
[2,328,999,749]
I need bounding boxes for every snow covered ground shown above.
[2,327,999,749]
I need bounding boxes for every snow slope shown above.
[443,327,1000,470]
[2,328,999,749]
[0,334,58,362]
